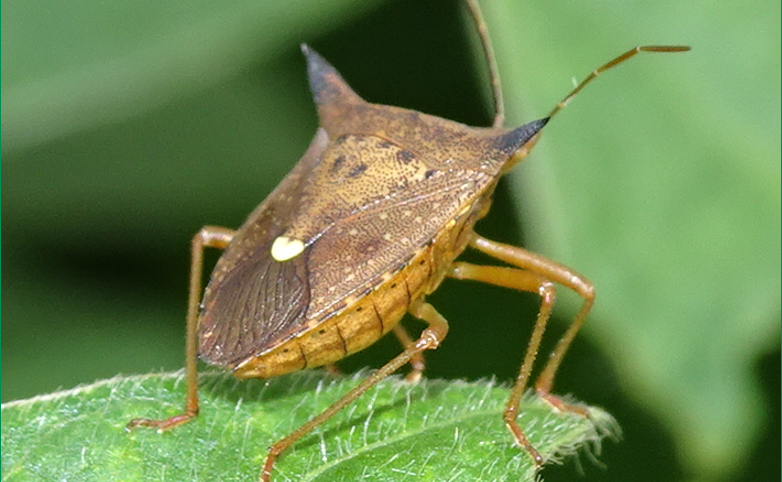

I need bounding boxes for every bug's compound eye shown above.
[271,236,305,261]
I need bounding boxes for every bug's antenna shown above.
[466,0,505,128]
[547,45,690,120]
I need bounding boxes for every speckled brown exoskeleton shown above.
[126,1,688,480]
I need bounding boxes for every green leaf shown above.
[1,371,616,482]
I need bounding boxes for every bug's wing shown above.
[198,47,547,369]
[198,129,328,367]
[303,141,496,321]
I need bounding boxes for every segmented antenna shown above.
[465,0,505,128]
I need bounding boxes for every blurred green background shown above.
[2,1,779,482]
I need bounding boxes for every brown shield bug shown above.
[126,1,689,479]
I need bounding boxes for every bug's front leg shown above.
[126,226,235,432]
[467,233,595,399]
[448,233,595,464]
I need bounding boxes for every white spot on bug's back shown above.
[271,236,305,261]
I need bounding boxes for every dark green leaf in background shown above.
[482,1,780,480]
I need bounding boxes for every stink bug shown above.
[127,1,689,480]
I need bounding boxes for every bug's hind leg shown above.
[261,299,449,481]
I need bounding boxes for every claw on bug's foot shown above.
[538,392,590,418]
[126,411,197,433]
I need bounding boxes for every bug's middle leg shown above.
[391,323,427,383]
